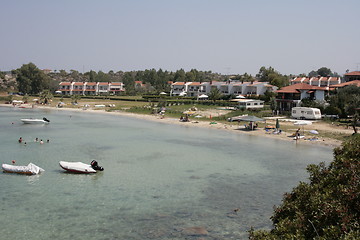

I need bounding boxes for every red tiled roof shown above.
[291,77,303,82]
[110,82,122,86]
[98,82,109,85]
[86,82,97,85]
[319,77,328,82]
[277,83,326,93]
[173,82,185,85]
[59,82,71,86]
[345,71,360,76]
[331,80,360,88]
[73,82,84,86]
[188,82,201,86]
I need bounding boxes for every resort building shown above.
[330,80,360,89]
[170,81,277,97]
[58,82,125,95]
[344,71,360,82]
[290,76,341,87]
[276,83,327,111]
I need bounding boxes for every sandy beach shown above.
[2,103,353,148]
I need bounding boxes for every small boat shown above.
[59,160,104,174]
[2,163,45,175]
[21,117,50,124]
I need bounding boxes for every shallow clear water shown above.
[0,107,333,239]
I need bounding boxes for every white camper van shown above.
[291,107,322,120]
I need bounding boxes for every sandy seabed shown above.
[2,103,353,149]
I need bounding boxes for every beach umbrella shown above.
[294,120,312,135]
[198,94,208,99]
[235,95,245,99]
[228,115,248,122]
[275,118,280,130]
[237,115,265,122]
[237,115,265,130]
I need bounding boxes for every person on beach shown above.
[18,137,22,143]
[295,128,300,140]
[40,139,44,144]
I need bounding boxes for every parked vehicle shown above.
[291,107,321,120]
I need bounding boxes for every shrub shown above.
[249,134,360,239]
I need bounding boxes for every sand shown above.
[2,103,353,149]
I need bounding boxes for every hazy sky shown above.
[1,0,359,75]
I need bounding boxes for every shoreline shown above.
[1,104,345,149]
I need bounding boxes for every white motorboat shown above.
[21,118,50,124]
[2,163,45,175]
[59,160,103,174]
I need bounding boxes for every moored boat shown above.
[59,160,104,174]
[21,117,50,124]
[2,163,45,175]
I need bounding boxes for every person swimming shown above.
[18,137,23,143]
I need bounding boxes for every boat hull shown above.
[2,163,45,175]
[59,161,97,174]
[21,119,49,124]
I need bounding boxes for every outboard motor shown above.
[43,117,50,122]
[91,160,104,171]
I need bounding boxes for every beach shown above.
[1,103,350,148]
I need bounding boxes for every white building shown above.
[170,81,277,97]
[58,82,125,95]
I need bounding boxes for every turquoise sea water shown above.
[0,107,333,239]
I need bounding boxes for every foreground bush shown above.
[249,134,360,240]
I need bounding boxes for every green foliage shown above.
[40,90,53,104]
[208,87,223,102]
[328,85,360,118]
[249,134,360,240]
[70,94,81,104]
[317,67,332,77]
[308,67,339,77]
[256,66,288,88]
[324,106,342,116]
[16,62,50,94]
[300,98,325,112]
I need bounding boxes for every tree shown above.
[308,67,335,77]
[249,134,360,239]
[208,87,223,102]
[174,69,186,82]
[96,71,110,82]
[70,94,81,104]
[328,86,360,132]
[122,72,135,95]
[40,90,53,104]
[256,66,288,88]
[317,67,332,77]
[89,70,96,82]
[16,63,50,94]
